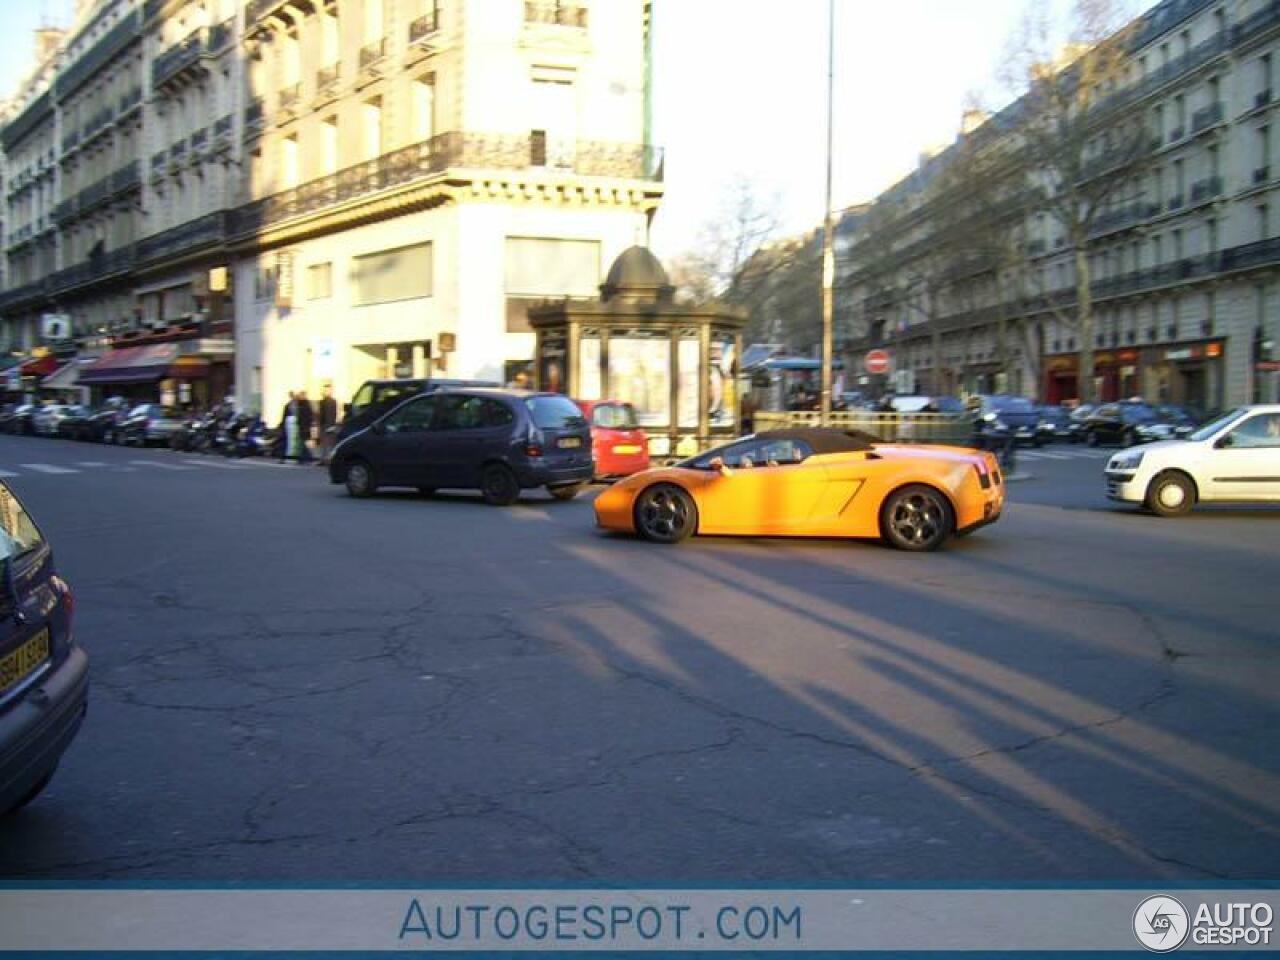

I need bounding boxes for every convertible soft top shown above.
[755,428,878,454]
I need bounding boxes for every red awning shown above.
[78,344,183,385]
[20,355,59,377]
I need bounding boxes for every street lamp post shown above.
[819,0,836,427]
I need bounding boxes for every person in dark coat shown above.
[295,390,315,463]
[317,384,339,464]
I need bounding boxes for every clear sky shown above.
[0,0,1157,259]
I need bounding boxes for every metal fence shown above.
[753,410,976,445]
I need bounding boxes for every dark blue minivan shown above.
[0,482,88,816]
[328,389,593,504]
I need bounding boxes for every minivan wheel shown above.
[548,483,584,501]
[480,464,520,506]
[345,459,377,498]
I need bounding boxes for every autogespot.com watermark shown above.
[398,898,803,946]
[1133,894,1274,952]
[2,887,1279,951]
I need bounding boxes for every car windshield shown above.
[1189,407,1248,442]
[591,403,639,429]
[525,395,587,429]
[0,485,43,562]
[990,396,1035,412]
[1123,405,1158,422]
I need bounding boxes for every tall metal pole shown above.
[819,0,836,426]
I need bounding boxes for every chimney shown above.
[34,27,65,65]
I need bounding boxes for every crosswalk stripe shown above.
[181,458,245,469]
[19,463,78,475]
[75,461,108,468]
[129,459,193,471]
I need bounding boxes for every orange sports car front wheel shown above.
[634,483,698,544]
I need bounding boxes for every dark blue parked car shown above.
[0,482,88,816]
[329,388,593,504]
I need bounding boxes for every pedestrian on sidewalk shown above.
[296,390,315,464]
[317,384,338,465]
[279,391,299,463]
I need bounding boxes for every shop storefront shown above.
[78,340,233,409]
[1043,349,1142,405]
[529,247,746,457]
[1141,339,1224,412]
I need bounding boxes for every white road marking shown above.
[181,458,246,469]
[129,460,194,471]
[19,463,78,475]
[75,461,109,468]
[0,469,19,478]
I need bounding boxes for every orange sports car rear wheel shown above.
[880,484,953,552]
[634,483,697,544]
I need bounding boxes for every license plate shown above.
[558,437,582,449]
[0,627,50,697]
[612,444,641,455]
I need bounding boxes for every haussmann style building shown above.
[0,0,664,415]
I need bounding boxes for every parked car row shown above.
[0,400,186,446]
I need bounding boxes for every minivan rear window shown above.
[0,486,44,561]
[525,396,587,430]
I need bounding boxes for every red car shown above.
[573,399,650,478]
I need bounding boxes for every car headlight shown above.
[1109,451,1144,470]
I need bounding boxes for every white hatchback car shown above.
[1105,405,1280,516]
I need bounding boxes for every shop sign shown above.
[1166,347,1197,361]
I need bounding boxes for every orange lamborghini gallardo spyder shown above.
[593,428,1004,552]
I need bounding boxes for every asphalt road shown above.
[0,434,1276,882]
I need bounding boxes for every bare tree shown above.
[1000,0,1145,403]
[671,177,782,305]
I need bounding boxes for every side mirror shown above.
[1214,434,1233,449]
[343,403,353,418]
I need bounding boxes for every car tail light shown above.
[52,575,74,636]
[525,444,543,457]
[973,464,991,490]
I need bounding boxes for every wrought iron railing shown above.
[214,114,234,138]
[229,132,663,236]
[245,98,265,132]
[152,28,207,89]
[1191,101,1224,133]
[409,11,440,42]
[137,211,228,262]
[524,1,588,27]
[359,37,387,69]
[208,17,234,53]
[1190,175,1223,204]
[190,127,208,153]
[112,160,141,194]
[315,62,341,99]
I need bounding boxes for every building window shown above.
[351,242,433,305]
[1260,203,1270,241]
[504,236,600,331]
[307,262,332,299]
[254,260,275,301]
[321,115,338,174]
[362,96,382,160]
[411,75,435,142]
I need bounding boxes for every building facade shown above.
[844,0,1280,411]
[1,0,663,414]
